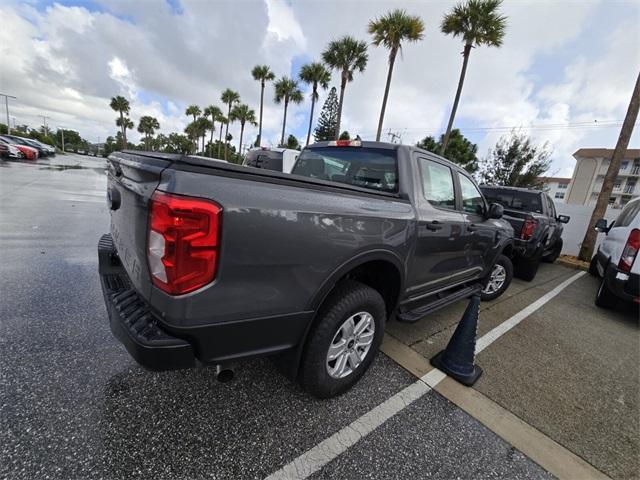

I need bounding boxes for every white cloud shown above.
[0,0,637,173]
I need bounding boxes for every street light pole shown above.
[0,93,17,134]
[42,115,50,137]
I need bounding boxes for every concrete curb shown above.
[556,255,589,272]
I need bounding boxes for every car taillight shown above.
[328,140,362,147]
[618,229,640,273]
[147,191,222,295]
[521,218,538,241]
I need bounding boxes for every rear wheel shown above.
[543,238,563,263]
[515,249,542,282]
[595,272,616,308]
[300,281,386,399]
[481,254,513,301]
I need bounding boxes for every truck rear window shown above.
[292,147,398,193]
[481,188,543,214]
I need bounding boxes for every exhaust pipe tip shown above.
[215,365,234,383]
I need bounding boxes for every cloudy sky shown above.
[1,0,639,176]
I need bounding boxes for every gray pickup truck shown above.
[480,186,569,281]
[98,140,513,398]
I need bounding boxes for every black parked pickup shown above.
[98,141,514,398]
[480,186,570,281]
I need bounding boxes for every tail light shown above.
[521,218,538,240]
[328,140,362,147]
[147,191,222,295]
[618,229,640,273]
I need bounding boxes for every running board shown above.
[397,284,483,323]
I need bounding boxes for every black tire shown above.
[589,255,599,276]
[480,254,514,301]
[300,280,386,399]
[542,238,563,263]
[595,272,616,308]
[515,250,542,282]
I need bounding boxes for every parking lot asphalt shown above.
[1,155,553,480]
[388,263,639,479]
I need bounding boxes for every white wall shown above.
[555,203,620,256]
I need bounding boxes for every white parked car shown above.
[590,197,640,307]
[243,147,299,173]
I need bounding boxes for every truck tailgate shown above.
[107,152,173,302]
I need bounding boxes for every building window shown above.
[614,179,622,189]
[624,181,637,194]
[621,160,629,170]
[554,192,565,199]
[557,182,568,189]
[632,160,640,175]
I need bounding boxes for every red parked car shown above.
[0,136,38,159]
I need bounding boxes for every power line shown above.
[356,119,637,139]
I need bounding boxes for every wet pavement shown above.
[0,154,618,479]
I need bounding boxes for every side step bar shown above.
[397,284,482,323]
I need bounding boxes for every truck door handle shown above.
[467,223,480,232]
[425,221,443,231]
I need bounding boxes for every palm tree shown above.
[185,105,201,123]
[195,117,212,152]
[137,115,160,150]
[221,89,240,160]
[230,104,257,162]
[216,115,228,158]
[322,36,368,139]
[440,0,507,154]
[204,105,222,156]
[115,117,134,149]
[110,96,130,148]
[274,77,304,147]
[251,65,276,147]
[299,62,331,146]
[369,9,425,141]
[185,105,202,150]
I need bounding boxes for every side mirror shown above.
[487,203,503,219]
[594,218,608,233]
[557,215,570,224]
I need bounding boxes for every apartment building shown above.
[565,148,640,208]
[537,176,571,202]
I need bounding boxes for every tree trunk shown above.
[306,85,317,146]
[281,98,289,147]
[119,111,125,149]
[238,122,245,163]
[376,48,398,142]
[578,72,640,261]
[218,123,224,158]
[441,44,472,155]
[224,104,231,161]
[335,72,347,139]
[258,80,265,147]
[209,118,215,157]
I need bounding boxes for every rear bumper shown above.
[596,250,640,303]
[98,234,196,371]
[511,238,539,259]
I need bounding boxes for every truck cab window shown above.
[459,174,485,215]
[418,158,455,209]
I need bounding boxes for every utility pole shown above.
[60,128,65,152]
[578,71,640,261]
[42,115,50,136]
[0,93,17,134]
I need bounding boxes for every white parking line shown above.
[265,271,586,480]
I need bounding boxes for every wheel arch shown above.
[275,250,405,381]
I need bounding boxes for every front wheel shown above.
[300,280,386,399]
[481,254,514,301]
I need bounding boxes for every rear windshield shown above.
[292,147,398,193]
[481,187,543,214]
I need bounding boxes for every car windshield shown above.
[292,147,398,193]
[481,188,543,214]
